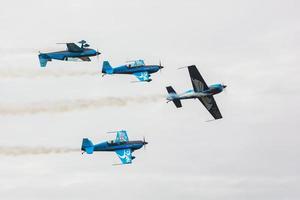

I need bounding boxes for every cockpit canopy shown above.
[126,60,145,68]
[209,84,222,89]
[107,140,126,145]
[107,140,117,145]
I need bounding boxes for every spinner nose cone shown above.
[96,51,101,55]
[159,65,164,69]
[222,85,227,89]
[144,141,148,145]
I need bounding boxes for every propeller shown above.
[96,49,100,61]
[158,60,164,72]
[221,83,227,92]
[143,136,148,150]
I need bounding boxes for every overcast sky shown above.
[0,0,299,199]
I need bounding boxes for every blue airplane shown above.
[81,130,148,165]
[166,65,227,120]
[38,40,100,67]
[101,59,163,82]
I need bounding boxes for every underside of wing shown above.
[133,72,150,82]
[188,65,209,92]
[66,43,83,52]
[115,130,129,143]
[115,149,132,164]
[198,96,222,119]
[79,57,91,61]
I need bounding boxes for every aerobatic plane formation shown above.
[37,39,227,165]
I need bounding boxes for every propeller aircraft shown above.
[38,40,100,67]
[101,59,163,82]
[166,65,226,120]
[81,130,148,165]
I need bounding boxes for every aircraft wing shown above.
[188,65,209,92]
[115,149,132,164]
[133,72,150,82]
[115,130,129,143]
[79,57,91,61]
[66,43,83,52]
[198,96,222,119]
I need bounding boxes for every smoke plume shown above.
[0,146,78,156]
[0,68,99,78]
[0,95,164,115]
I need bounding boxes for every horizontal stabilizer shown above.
[172,99,182,108]
[166,86,177,94]
[166,86,182,108]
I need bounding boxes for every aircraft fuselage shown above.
[112,65,162,75]
[40,48,100,61]
[167,84,225,101]
[92,140,146,152]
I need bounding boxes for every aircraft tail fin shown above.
[102,61,114,74]
[166,86,182,108]
[38,54,50,67]
[81,138,94,154]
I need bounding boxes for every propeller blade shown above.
[143,136,147,150]
[158,60,164,72]
[97,49,100,61]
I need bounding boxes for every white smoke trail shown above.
[0,95,164,115]
[0,146,78,156]
[0,47,40,55]
[0,68,99,78]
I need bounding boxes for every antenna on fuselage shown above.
[107,131,118,134]
[126,60,137,63]
[107,130,125,134]
[177,66,188,70]
[205,119,216,122]
[130,80,146,83]
[112,163,124,166]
